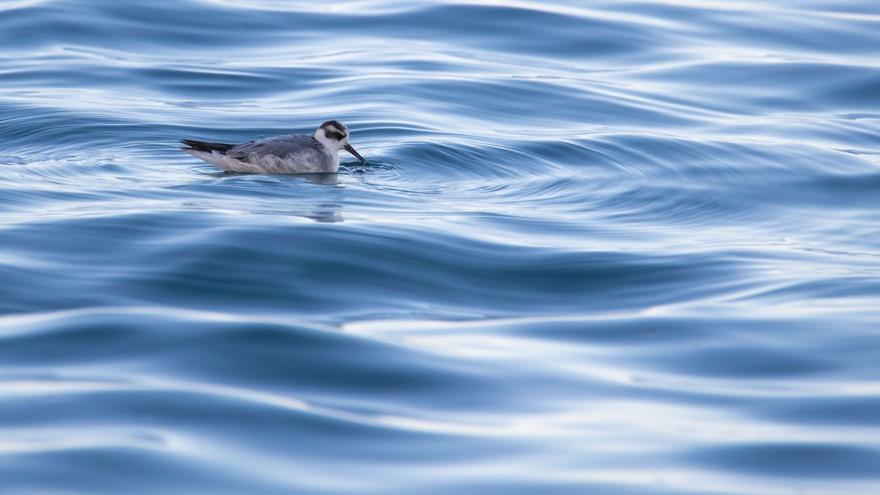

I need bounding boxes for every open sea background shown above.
[1,0,879,493]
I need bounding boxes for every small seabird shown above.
[180,120,365,174]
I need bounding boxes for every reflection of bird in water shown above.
[181,120,366,174]
[190,170,346,223]
[307,203,345,223]
[300,174,343,186]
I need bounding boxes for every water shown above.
[1,0,879,493]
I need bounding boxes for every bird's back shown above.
[183,134,338,174]
[228,134,336,173]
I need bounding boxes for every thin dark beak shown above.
[344,143,366,164]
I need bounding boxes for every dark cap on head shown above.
[320,120,347,141]
[321,120,346,130]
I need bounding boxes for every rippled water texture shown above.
[1,1,880,493]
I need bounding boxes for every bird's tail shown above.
[180,139,234,154]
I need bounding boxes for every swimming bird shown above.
[180,120,365,174]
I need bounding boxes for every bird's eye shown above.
[328,131,345,140]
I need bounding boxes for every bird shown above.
[180,120,365,174]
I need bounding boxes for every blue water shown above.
[1,0,879,493]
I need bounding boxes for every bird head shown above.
[314,120,365,163]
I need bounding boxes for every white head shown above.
[313,120,365,163]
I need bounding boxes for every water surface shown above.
[1,1,879,493]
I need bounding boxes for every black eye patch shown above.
[326,130,346,140]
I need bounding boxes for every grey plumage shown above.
[228,135,331,166]
[181,120,364,174]
[180,134,337,173]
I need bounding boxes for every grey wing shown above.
[228,135,324,161]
